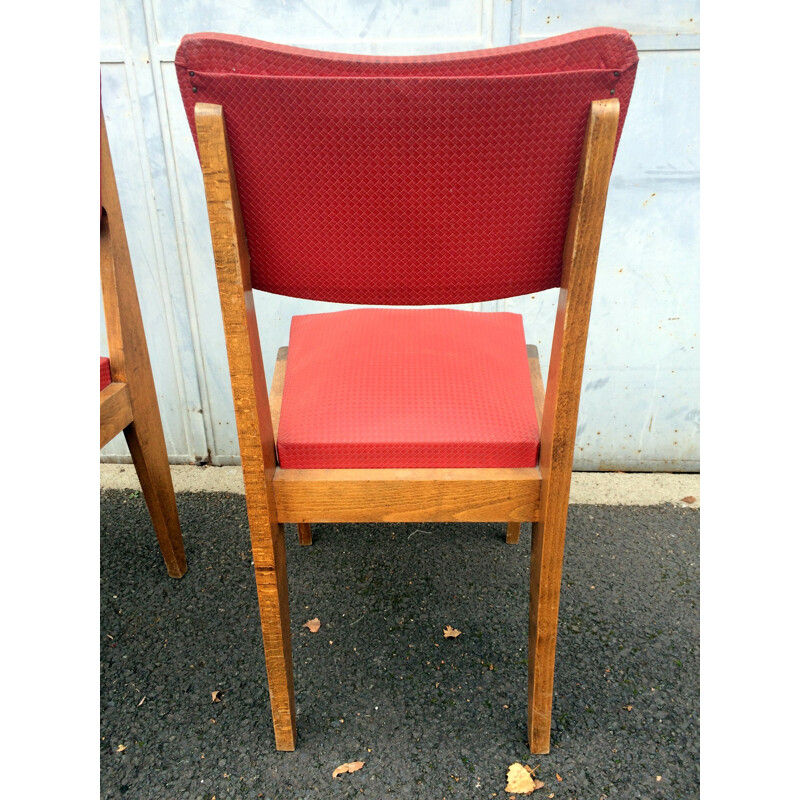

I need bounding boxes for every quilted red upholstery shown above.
[276,309,539,469]
[176,29,637,305]
[100,356,112,391]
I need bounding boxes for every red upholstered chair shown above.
[175,28,638,752]
[100,105,187,579]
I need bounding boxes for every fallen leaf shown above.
[443,625,461,638]
[116,744,126,753]
[681,496,696,504]
[211,690,223,703]
[138,696,146,707]
[505,763,540,794]
[548,795,555,798]
[332,761,365,778]
[303,618,321,633]
[656,776,662,782]
[556,774,563,781]
[624,705,633,711]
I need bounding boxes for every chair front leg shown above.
[506,522,521,544]
[297,523,312,546]
[123,416,186,579]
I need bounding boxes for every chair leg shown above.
[251,520,297,750]
[298,523,312,546]
[506,522,521,544]
[527,511,568,754]
[123,419,187,579]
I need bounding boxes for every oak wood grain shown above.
[195,103,296,750]
[273,467,541,523]
[505,345,545,544]
[100,383,133,448]
[269,346,288,448]
[527,345,546,430]
[296,523,313,546]
[527,99,620,753]
[505,522,522,545]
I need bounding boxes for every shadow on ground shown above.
[101,491,698,799]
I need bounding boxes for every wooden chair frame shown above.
[100,114,187,579]
[194,97,620,752]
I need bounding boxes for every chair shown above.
[100,104,187,579]
[175,27,638,751]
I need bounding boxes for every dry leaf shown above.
[211,690,222,703]
[681,496,696,504]
[548,795,555,798]
[137,696,146,707]
[624,705,633,711]
[116,744,126,753]
[443,625,461,638]
[556,773,563,782]
[332,761,365,778]
[505,763,542,794]
[303,618,321,633]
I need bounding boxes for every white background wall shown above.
[100,0,699,471]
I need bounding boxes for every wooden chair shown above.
[100,107,187,579]
[175,28,638,751]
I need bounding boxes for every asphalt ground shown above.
[100,490,699,800]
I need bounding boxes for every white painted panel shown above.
[516,0,699,41]
[151,0,493,53]
[100,61,207,463]
[100,1,123,51]
[101,0,699,470]
[506,49,699,470]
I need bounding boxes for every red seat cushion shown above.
[100,356,112,391]
[277,309,539,469]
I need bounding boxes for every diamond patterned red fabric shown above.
[176,29,637,305]
[100,356,112,391]
[276,308,539,469]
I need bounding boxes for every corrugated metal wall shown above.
[100,0,699,471]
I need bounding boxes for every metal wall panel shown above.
[101,0,699,471]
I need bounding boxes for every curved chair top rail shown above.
[176,29,637,305]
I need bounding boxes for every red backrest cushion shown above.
[176,29,637,305]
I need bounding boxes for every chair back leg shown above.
[527,99,620,753]
[195,102,297,750]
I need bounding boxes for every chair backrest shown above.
[176,29,637,305]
